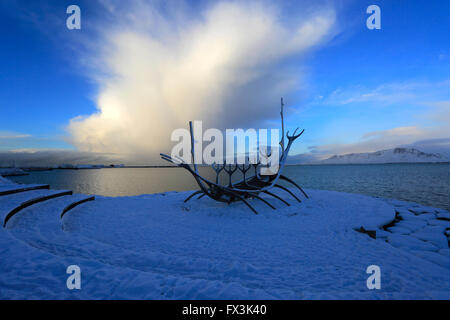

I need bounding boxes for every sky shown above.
[0,0,449,166]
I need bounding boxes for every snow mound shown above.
[0,176,14,185]
[0,188,449,299]
[0,168,27,177]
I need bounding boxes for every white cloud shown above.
[0,131,31,140]
[310,121,450,159]
[362,126,424,139]
[310,126,425,156]
[424,100,450,124]
[67,1,336,162]
[302,82,450,159]
[0,149,123,167]
[323,80,450,106]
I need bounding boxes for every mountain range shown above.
[288,148,449,165]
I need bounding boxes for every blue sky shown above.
[290,0,450,156]
[0,0,449,164]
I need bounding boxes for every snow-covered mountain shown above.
[319,148,449,164]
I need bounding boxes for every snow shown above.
[387,234,439,252]
[0,176,14,185]
[0,180,449,299]
[386,226,410,235]
[375,230,391,239]
[410,251,450,269]
[0,168,27,177]
[410,230,449,249]
[413,213,436,221]
[396,209,416,220]
[437,212,450,220]
[395,220,427,232]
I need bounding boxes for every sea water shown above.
[9,163,450,211]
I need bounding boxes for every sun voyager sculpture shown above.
[160,98,308,214]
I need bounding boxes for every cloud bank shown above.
[309,122,450,160]
[0,150,122,168]
[67,1,336,164]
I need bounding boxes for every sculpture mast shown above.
[189,121,198,173]
[280,97,285,152]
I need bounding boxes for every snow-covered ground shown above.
[0,168,27,177]
[0,177,449,299]
[0,176,13,185]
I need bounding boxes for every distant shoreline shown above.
[287,162,450,166]
[1,162,449,174]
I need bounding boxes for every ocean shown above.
[8,163,450,211]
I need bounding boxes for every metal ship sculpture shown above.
[160,99,308,214]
